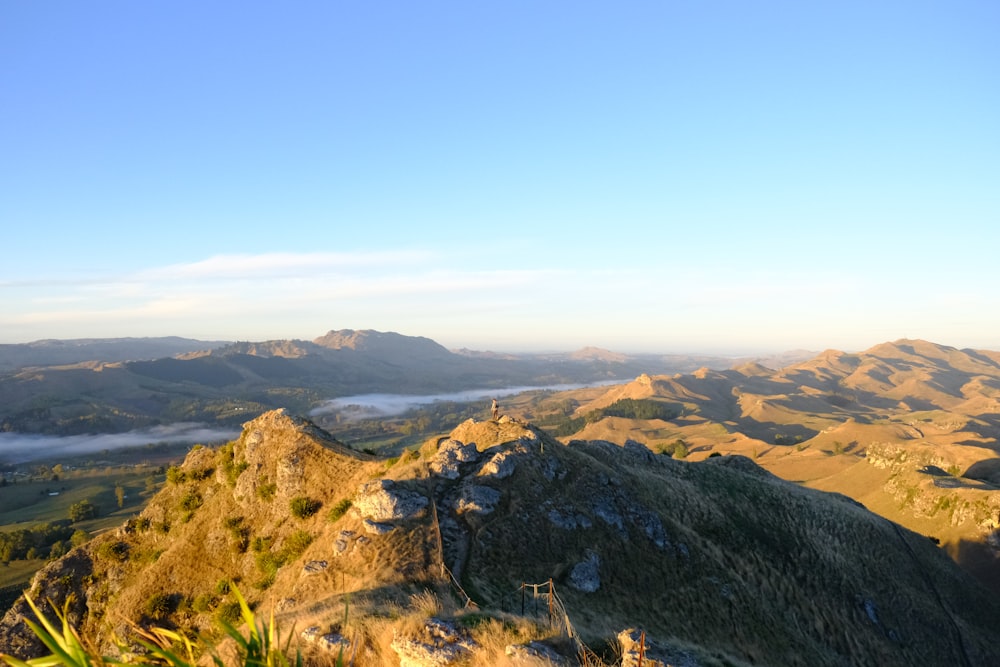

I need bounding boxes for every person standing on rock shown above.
[491,398,499,420]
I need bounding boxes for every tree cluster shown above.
[0,520,75,563]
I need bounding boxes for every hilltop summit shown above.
[3,409,1000,665]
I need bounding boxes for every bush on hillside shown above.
[327,499,352,523]
[289,496,321,519]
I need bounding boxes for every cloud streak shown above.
[0,423,239,464]
[138,251,436,281]
[309,383,615,419]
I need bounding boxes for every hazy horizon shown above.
[0,327,993,359]
[3,2,997,353]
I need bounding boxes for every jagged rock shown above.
[319,632,351,652]
[568,552,601,593]
[302,626,350,652]
[302,560,328,575]
[334,530,355,555]
[275,450,305,499]
[630,506,668,549]
[592,498,625,533]
[454,484,501,515]
[505,641,571,665]
[430,439,480,479]
[363,518,396,535]
[354,479,429,521]
[546,507,591,530]
[478,450,518,479]
[618,628,701,667]
[391,618,476,667]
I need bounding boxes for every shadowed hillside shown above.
[3,409,999,666]
[542,339,1000,597]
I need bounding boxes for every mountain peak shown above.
[313,329,452,357]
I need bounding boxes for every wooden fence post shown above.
[548,578,554,624]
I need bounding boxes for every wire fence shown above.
[498,579,608,665]
[430,500,610,664]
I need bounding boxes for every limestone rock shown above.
[454,484,501,516]
[505,641,571,665]
[568,552,601,593]
[302,560,328,575]
[302,626,350,652]
[363,518,395,535]
[354,479,428,521]
[391,618,476,667]
[430,439,480,479]
[478,450,518,479]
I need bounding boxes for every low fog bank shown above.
[0,423,239,464]
[309,382,617,420]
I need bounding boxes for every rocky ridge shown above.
[2,409,1000,666]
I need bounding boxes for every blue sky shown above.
[2,1,998,354]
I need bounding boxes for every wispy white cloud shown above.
[139,250,435,281]
[0,424,238,464]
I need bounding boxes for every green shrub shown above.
[281,530,313,560]
[166,466,186,485]
[145,592,175,621]
[179,490,203,512]
[289,496,321,519]
[192,593,218,613]
[327,499,352,523]
[251,536,273,553]
[216,600,243,625]
[97,540,129,563]
[257,481,277,501]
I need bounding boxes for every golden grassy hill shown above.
[535,339,1000,598]
[4,409,1000,666]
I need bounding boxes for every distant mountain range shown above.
[0,329,767,436]
[0,336,229,370]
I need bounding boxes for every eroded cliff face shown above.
[4,409,1000,667]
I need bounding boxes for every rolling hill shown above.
[0,330,749,437]
[544,339,1000,596]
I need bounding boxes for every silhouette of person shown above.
[491,398,499,420]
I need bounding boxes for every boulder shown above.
[302,560,328,575]
[363,518,395,535]
[568,552,601,593]
[430,439,480,479]
[505,641,571,665]
[391,618,476,667]
[454,484,502,516]
[354,479,429,521]
[478,450,518,479]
